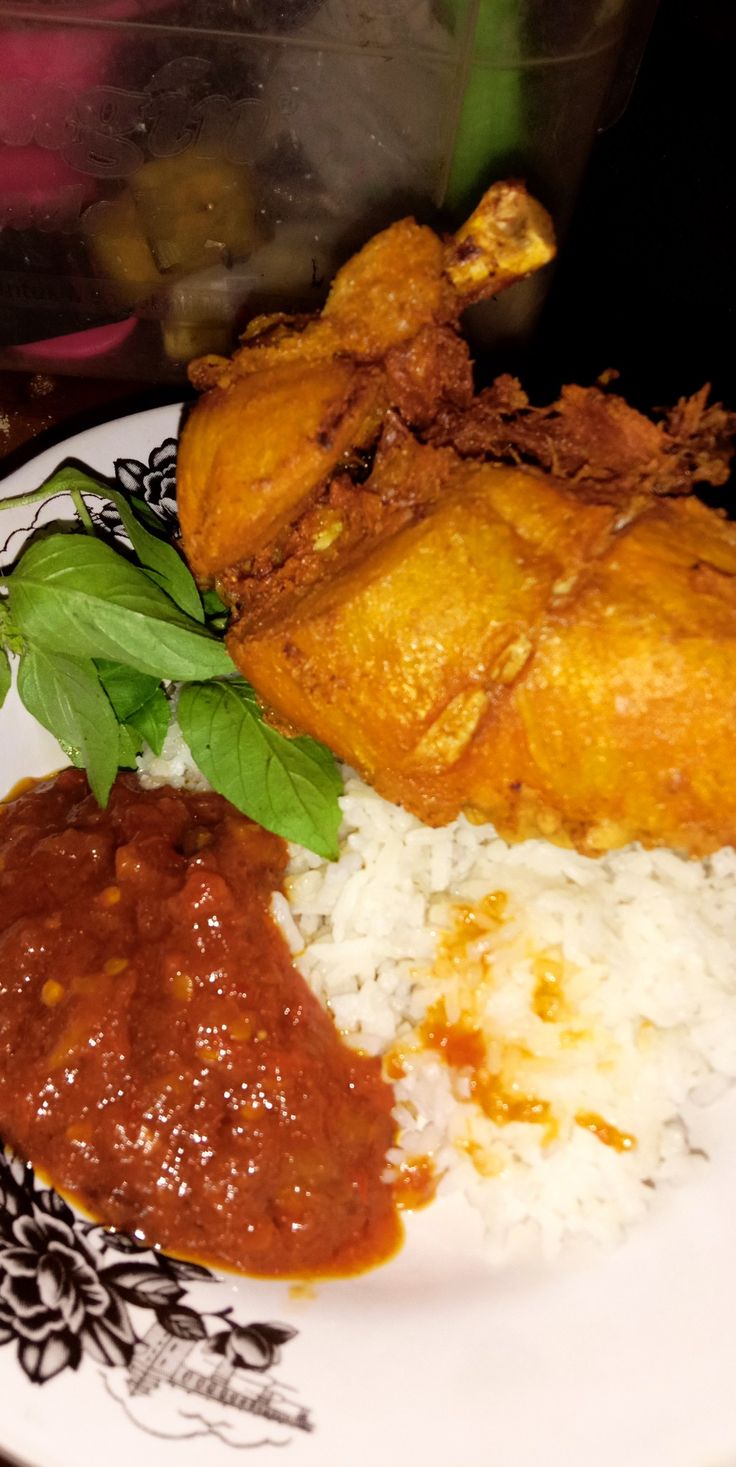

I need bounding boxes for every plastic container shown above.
[0,0,652,379]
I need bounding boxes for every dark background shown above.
[528,0,735,414]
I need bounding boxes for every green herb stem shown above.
[70,488,94,534]
[0,485,58,513]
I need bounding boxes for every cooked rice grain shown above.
[142,731,736,1261]
[287,775,736,1258]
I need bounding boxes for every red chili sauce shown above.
[0,770,401,1278]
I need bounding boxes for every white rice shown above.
[141,727,736,1262]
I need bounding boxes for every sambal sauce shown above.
[0,770,401,1278]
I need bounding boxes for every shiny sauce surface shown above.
[0,770,400,1277]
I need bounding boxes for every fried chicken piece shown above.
[178,183,555,581]
[229,427,736,857]
[178,360,385,579]
[178,182,736,859]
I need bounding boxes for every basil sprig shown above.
[10,536,232,681]
[0,462,342,856]
[41,467,205,622]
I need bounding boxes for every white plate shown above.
[1,407,736,1467]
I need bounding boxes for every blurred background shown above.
[0,0,733,457]
[530,0,735,411]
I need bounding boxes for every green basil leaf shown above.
[126,687,171,756]
[124,493,165,531]
[118,720,143,768]
[202,588,228,618]
[201,587,229,632]
[95,659,162,720]
[104,488,204,623]
[178,679,343,859]
[16,647,119,805]
[0,646,11,710]
[9,536,233,682]
[0,600,23,657]
[27,463,204,623]
[56,735,84,768]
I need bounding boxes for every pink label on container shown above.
[0,54,262,222]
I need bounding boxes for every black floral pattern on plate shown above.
[0,1151,134,1383]
[0,1145,311,1437]
[114,440,179,533]
[0,439,180,572]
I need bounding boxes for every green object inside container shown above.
[441,0,525,216]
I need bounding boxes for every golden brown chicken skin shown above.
[178,184,736,859]
[177,182,556,581]
[225,427,736,858]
